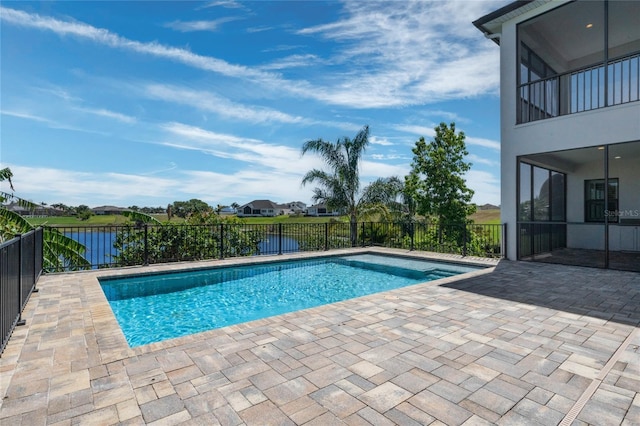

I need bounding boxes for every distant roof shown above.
[92,205,126,211]
[242,200,279,209]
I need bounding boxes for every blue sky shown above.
[1,0,506,209]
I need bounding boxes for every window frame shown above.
[584,178,619,223]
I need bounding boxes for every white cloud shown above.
[3,162,316,207]
[164,17,240,32]
[0,2,503,109]
[144,84,306,124]
[260,54,322,70]
[160,122,320,175]
[465,169,500,205]
[142,83,359,131]
[75,107,136,124]
[1,109,109,135]
[293,0,502,107]
[0,6,277,82]
[393,125,436,138]
[468,154,498,167]
[369,136,395,146]
[392,124,500,151]
[466,136,501,151]
[1,110,52,124]
[198,1,246,10]
[4,164,177,206]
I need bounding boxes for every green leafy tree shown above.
[0,167,90,271]
[302,125,395,246]
[75,204,94,221]
[405,123,476,250]
[406,122,476,224]
[122,210,162,225]
[170,199,212,218]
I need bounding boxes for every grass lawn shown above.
[26,214,183,227]
[469,209,501,224]
[27,209,501,226]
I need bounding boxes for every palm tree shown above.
[301,125,377,246]
[359,176,416,222]
[0,167,90,271]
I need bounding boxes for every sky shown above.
[1,0,507,209]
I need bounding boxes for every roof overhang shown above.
[473,0,547,44]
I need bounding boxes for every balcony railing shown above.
[518,51,640,124]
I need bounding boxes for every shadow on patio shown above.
[441,259,640,327]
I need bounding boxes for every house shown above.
[280,201,307,216]
[218,206,236,216]
[474,0,640,269]
[92,206,126,215]
[237,200,282,217]
[3,202,64,217]
[306,204,341,217]
[477,203,500,211]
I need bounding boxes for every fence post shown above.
[361,222,365,247]
[278,223,283,255]
[501,223,507,259]
[410,222,415,251]
[143,224,149,266]
[462,224,468,257]
[32,230,39,293]
[324,223,328,251]
[219,224,224,260]
[15,234,25,327]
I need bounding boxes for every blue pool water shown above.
[100,254,481,347]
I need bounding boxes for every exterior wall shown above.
[497,1,640,259]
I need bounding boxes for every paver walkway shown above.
[1,248,638,425]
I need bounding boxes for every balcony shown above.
[517,0,640,124]
[518,51,640,123]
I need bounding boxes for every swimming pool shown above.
[100,254,483,347]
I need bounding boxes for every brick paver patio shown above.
[1,248,638,425]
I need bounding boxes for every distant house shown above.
[92,206,126,215]
[218,206,236,216]
[3,202,64,217]
[3,202,30,216]
[306,204,340,217]
[237,200,282,217]
[280,201,307,215]
[477,203,500,211]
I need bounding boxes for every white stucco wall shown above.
[496,1,640,259]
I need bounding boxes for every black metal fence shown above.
[1,228,43,356]
[49,222,505,271]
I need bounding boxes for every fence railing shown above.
[1,228,43,356]
[48,222,505,272]
[518,51,639,123]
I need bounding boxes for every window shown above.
[518,44,559,122]
[518,161,567,258]
[584,179,618,222]
[519,162,566,222]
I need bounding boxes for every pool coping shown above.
[95,248,499,358]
